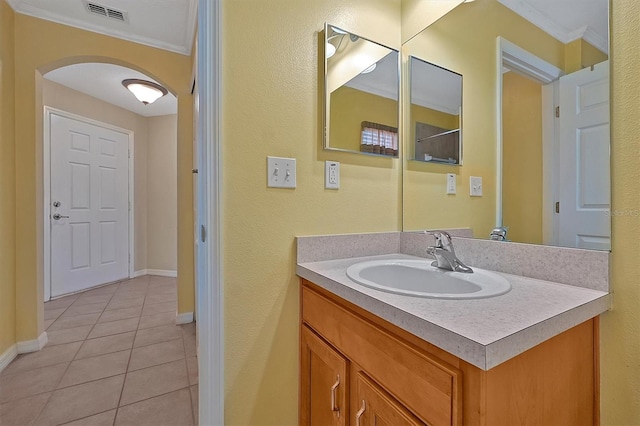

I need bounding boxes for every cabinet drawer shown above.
[302,286,461,426]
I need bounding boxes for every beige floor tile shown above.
[34,375,124,426]
[120,360,188,406]
[183,332,197,358]
[0,392,51,425]
[144,293,177,305]
[72,294,113,306]
[60,409,116,426]
[110,290,147,301]
[141,301,175,316]
[128,339,184,372]
[44,308,66,321]
[180,322,196,337]
[76,332,135,360]
[47,313,100,332]
[64,302,108,316]
[138,311,175,330]
[44,296,78,310]
[2,342,81,376]
[58,350,130,388]
[87,318,139,339]
[47,326,92,346]
[44,319,55,330]
[133,324,183,348]
[105,296,145,311]
[0,363,67,403]
[80,283,119,296]
[186,356,198,385]
[115,388,193,426]
[190,385,198,425]
[97,306,142,323]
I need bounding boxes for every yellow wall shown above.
[330,86,398,152]
[402,0,564,236]
[0,0,16,355]
[601,1,640,422]
[222,0,400,423]
[147,115,178,271]
[565,39,609,74]
[501,71,542,244]
[12,13,194,343]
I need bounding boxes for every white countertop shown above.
[297,253,610,370]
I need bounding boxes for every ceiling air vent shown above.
[85,2,127,22]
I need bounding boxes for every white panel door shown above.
[50,114,129,297]
[558,61,610,250]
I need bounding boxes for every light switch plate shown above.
[267,156,296,188]
[325,161,340,189]
[470,176,483,196]
[446,173,456,194]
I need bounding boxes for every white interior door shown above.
[558,61,610,250]
[50,114,130,297]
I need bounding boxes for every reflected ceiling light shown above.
[122,79,168,105]
[326,42,337,58]
[361,63,377,74]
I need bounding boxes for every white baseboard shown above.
[0,344,18,373]
[176,312,194,324]
[16,332,48,354]
[133,269,177,278]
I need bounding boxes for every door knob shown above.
[52,213,70,220]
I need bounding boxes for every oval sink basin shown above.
[346,259,511,299]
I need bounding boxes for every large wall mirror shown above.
[324,24,400,157]
[402,0,610,251]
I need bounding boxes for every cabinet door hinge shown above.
[555,106,560,118]
[200,225,206,243]
[555,202,560,213]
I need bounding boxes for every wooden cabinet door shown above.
[300,325,348,426]
[354,373,426,426]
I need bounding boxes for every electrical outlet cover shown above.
[325,161,340,189]
[446,173,456,194]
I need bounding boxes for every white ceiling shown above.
[7,0,192,116]
[45,63,178,117]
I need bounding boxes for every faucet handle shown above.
[425,230,453,248]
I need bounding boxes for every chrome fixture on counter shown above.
[489,226,508,241]
[426,230,473,273]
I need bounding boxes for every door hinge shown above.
[555,106,560,118]
[200,225,206,243]
[555,202,560,213]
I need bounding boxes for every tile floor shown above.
[0,275,198,426]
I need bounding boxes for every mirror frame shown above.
[323,23,401,158]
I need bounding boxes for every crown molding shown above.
[7,0,196,56]
[497,0,608,54]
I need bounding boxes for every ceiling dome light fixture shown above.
[122,79,168,105]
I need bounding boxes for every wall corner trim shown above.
[176,312,194,325]
[0,345,18,373]
[16,332,48,354]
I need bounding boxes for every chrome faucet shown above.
[489,226,508,242]
[425,230,473,273]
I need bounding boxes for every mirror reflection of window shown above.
[409,57,462,164]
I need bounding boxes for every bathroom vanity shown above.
[297,234,610,426]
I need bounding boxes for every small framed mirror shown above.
[409,56,462,165]
[324,23,400,157]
